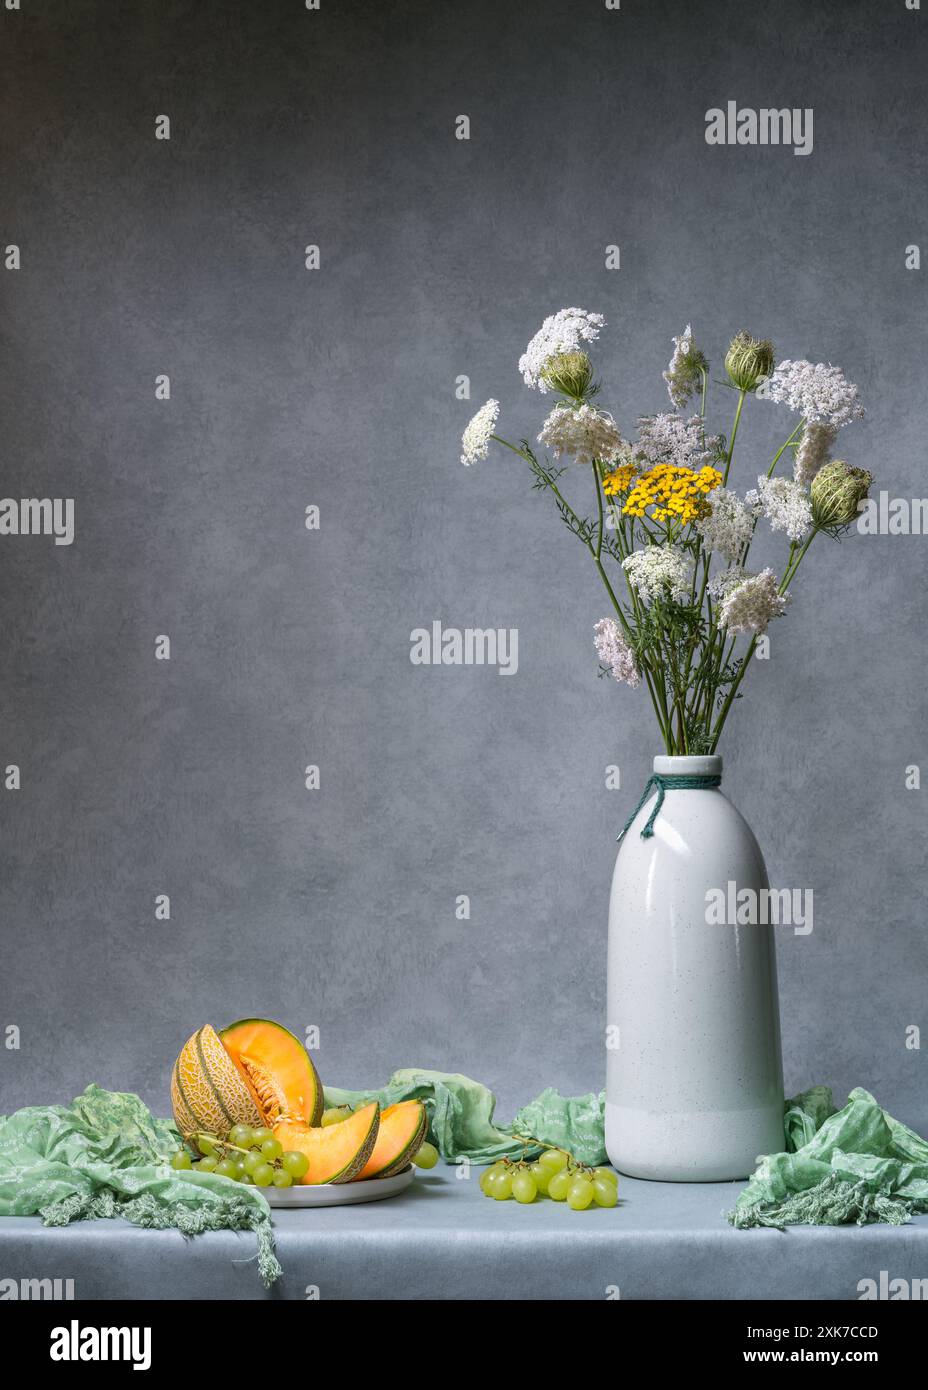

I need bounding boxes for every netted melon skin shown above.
[171,1024,263,1147]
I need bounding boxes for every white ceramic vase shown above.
[605,754,784,1181]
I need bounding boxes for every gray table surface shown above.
[2,1166,926,1301]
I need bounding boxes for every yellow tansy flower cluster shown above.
[622,463,722,524]
[602,463,639,496]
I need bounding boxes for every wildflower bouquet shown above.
[461,311,872,754]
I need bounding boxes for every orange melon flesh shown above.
[355,1100,428,1180]
[275,1102,380,1184]
[220,1019,324,1128]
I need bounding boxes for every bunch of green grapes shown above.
[480,1147,618,1210]
[169,1125,310,1188]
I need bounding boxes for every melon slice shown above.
[354,1100,428,1180]
[274,1102,380,1184]
[220,1018,324,1128]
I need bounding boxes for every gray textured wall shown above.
[1,0,926,1130]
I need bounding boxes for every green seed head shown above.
[724,331,775,391]
[810,459,873,529]
[540,350,595,400]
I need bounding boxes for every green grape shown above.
[481,1163,512,1196]
[413,1142,439,1170]
[214,1158,238,1179]
[487,1169,512,1200]
[511,1171,537,1204]
[592,1167,618,1188]
[236,1170,253,1184]
[529,1163,550,1194]
[243,1151,264,1176]
[281,1151,309,1179]
[260,1138,283,1162]
[197,1134,220,1157]
[253,1163,275,1187]
[569,1168,593,1184]
[567,1179,594,1210]
[170,1149,192,1170]
[251,1128,274,1148]
[272,1170,293,1188]
[547,1170,571,1202]
[228,1124,254,1149]
[593,1177,619,1208]
[195,1156,218,1172]
[538,1149,569,1175]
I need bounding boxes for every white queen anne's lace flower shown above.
[708,566,748,601]
[518,308,605,390]
[636,413,719,471]
[763,359,864,428]
[745,475,813,543]
[538,404,623,465]
[717,568,789,635]
[622,545,694,604]
[793,420,837,486]
[460,399,499,465]
[695,487,756,564]
[594,617,641,689]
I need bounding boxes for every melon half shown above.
[274,1103,381,1184]
[220,1018,324,1128]
[170,1018,324,1151]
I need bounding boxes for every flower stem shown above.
[767,419,805,478]
[592,461,605,561]
[722,389,747,486]
[708,529,819,749]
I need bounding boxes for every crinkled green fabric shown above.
[323,1070,608,1166]
[729,1087,928,1230]
[0,1085,281,1285]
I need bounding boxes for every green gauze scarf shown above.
[0,1085,282,1286]
[729,1086,928,1229]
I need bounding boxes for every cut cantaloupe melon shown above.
[220,1018,323,1128]
[274,1102,380,1184]
[354,1100,428,1181]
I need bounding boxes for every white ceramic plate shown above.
[261,1164,415,1207]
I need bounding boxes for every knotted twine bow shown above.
[617,772,722,842]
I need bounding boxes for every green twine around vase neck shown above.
[617,772,722,843]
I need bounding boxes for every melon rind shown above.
[170,1073,200,1150]
[171,1024,263,1149]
